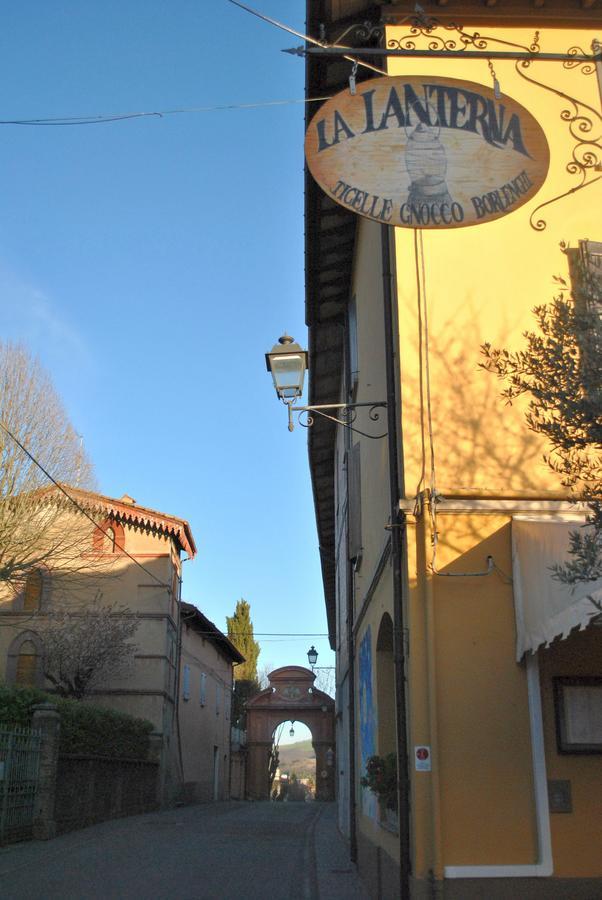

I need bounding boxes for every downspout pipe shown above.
[382,223,412,898]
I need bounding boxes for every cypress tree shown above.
[226,598,260,683]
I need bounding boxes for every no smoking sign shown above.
[414,745,432,772]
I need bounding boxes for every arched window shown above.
[6,631,44,688]
[15,640,39,687]
[92,518,124,554]
[23,570,43,613]
[105,526,116,553]
[376,613,396,756]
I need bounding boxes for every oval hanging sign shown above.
[305,75,549,229]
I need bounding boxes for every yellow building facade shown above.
[305,1,601,897]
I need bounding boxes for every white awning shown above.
[512,517,602,661]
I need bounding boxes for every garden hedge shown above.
[0,686,154,759]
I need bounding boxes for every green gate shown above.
[0,726,41,844]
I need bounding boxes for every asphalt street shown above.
[0,801,369,900]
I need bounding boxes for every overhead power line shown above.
[0,95,332,127]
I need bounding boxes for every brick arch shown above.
[92,517,125,554]
[245,666,335,801]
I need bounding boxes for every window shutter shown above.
[568,240,602,310]
[182,664,190,700]
[23,571,43,613]
[347,441,362,565]
[348,295,359,399]
[200,672,207,706]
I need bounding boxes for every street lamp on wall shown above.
[266,334,387,438]
[307,645,319,668]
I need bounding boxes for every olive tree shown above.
[482,245,601,587]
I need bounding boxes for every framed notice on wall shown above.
[554,677,602,754]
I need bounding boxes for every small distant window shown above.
[200,673,207,706]
[15,640,39,687]
[182,664,191,701]
[23,570,43,613]
[216,681,220,716]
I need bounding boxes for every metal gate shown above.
[0,726,41,844]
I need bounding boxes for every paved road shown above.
[0,802,369,900]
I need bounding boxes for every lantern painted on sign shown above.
[405,114,452,207]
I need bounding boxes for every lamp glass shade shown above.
[269,353,305,399]
[307,645,318,667]
[266,336,308,401]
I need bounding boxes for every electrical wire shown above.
[0,418,170,589]
[0,95,333,127]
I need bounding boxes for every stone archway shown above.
[246,666,335,801]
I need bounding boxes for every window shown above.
[215,680,220,716]
[105,526,116,553]
[347,441,362,567]
[23,570,43,613]
[6,631,44,688]
[554,677,602,754]
[182,664,191,701]
[92,518,124,554]
[15,641,39,687]
[200,672,207,706]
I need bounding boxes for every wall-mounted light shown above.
[266,334,387,438]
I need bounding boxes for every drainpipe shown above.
[348,567,357,862]
[344,321,358,863]
[381,223,411,898]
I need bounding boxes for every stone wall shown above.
[55,755,159,834]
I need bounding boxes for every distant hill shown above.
[278,739,315,779]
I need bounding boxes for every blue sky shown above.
[0,1,335,676]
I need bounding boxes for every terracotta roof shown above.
[180,602,245,664]
[45,484,197,558]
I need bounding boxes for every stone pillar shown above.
[314,741,336,801]
[246,741,272,800]
[31,703,60,840]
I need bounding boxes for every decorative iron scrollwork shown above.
[515,63,602,232]
[288,402,387,439]
[386,15,541,59]
[564,46,597,76]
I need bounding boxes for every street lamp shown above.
[265,334,387,438]
[265,334,308,404]
[307,645,318,668]
[289,723,295,739]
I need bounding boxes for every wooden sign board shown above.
[305,75,550,229]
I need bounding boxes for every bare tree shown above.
[41,602,139,699]
[0,342,95,592]
[313,667,336,698]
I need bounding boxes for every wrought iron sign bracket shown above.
[292,12,602,233]
[285,401,387,439]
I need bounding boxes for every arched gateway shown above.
[246,666,335,801]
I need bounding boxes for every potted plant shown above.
[360,753,398,816]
